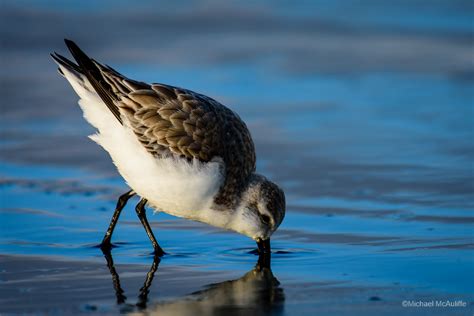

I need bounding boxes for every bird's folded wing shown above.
[95,63,257,205]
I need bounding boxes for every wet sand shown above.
[1,254,471,316]
[0,254,234,314]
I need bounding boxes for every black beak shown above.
[256,251,271,270]
[256,238,271,254]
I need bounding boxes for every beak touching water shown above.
[256,238,271,254]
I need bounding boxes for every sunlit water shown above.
[1,1,473,315]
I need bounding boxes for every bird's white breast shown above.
[95,125,224,217]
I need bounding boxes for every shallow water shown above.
[1,1,473,315]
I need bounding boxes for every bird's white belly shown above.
[91,122,224,219]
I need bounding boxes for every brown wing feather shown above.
[94,62,256,206]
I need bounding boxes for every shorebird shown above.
[51,39,285,255]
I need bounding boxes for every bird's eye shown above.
[261,214,271,225]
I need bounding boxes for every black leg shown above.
[135,198,165,255]
[101,190,136,250]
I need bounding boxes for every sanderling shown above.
[51,39,285,255]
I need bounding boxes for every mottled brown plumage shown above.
[93,62,257,207]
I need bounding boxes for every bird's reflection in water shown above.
[101,250,284,315]
[102,250,160,312]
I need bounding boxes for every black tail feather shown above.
[51,52,82,73]
[63,39,123,124]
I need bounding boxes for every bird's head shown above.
[229,174,285,251]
